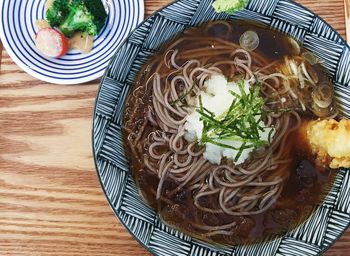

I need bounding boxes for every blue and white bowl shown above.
[0,0,144,84]
[93,0,350,255]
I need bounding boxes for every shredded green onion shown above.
[170,82,196,106]
[196,80,270,160]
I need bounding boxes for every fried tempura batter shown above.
[302,119,350,169]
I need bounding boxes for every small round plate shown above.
[0,0,144,84]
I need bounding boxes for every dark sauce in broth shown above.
[123,20,336,245]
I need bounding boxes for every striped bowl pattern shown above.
[0,0,144,84]
[93,0,350,255]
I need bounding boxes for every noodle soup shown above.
[123,20,336,244]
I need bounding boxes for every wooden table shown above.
[0,0,348,255]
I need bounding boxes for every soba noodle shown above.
[123,20,336,243]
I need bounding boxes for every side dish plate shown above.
[0,0,144,84]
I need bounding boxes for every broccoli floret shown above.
[47,0,107,37]
[46,0,69,27]
[83,0,108,32]
[212,0,249,14]
[59,3,97,37]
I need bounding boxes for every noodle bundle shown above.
[123,20,336,244]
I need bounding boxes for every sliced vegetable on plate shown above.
[35,0,107,58]
[35,27,69,57]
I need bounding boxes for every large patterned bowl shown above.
[92,0,350,255]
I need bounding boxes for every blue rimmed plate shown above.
[0,0,144,84]
[93,0,350,255]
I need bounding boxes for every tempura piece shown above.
[302,119,350,169]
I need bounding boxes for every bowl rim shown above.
[92,0,350,255]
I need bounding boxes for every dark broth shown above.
[123,20,335,245]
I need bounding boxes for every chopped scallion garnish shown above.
[196,80,270,160]
[170,82,196,106]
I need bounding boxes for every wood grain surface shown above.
[345,0,350,42]
[0,0,347,255]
